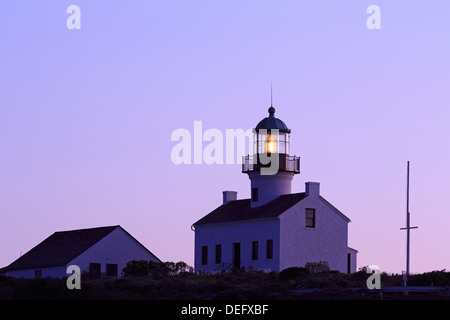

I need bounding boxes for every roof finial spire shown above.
[268,82,275,116]
[270,81,273,107]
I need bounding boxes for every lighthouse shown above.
[192,102,357,274]
[242,106,300,207]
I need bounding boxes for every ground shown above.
[1,263,449,300]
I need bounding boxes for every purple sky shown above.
[1,1,450,274]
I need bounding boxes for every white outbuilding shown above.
[192,107,357,274]
[1,225,160,278]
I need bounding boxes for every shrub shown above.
[305,261,330,274]
[122,260,194,278]
[122,260,153,277]
[408,270,450,286]
[280,267,309,281]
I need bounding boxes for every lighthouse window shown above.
[305,208,316,228]
[252,188,259,201]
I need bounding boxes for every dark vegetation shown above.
[1,261,449,300]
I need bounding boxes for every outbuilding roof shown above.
[1,225,159,272]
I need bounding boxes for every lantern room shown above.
[242,106,300,174]
[254,106,291,154]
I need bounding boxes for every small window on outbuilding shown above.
[35,270,42,278]
[106,264,118,277]
[89,263,101,277]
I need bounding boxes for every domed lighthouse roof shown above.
[255,107,291,133]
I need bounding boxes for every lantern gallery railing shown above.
[242,154,300,174]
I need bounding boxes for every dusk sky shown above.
[1,1,450,274]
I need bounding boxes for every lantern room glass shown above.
[256,131,290,154]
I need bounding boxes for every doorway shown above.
[233,242,241,269]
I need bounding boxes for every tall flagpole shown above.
[406,161,410,276]
[400,161,418,285]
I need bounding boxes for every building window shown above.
[201,246,208,265]
[106,264,118,277]
[89,263,101,277]
[35,270,42,278]
[252,241,259,261]
[305,208,316,228]
[266,239,273,259]
[252,188,258,201]
[215,244,222,264]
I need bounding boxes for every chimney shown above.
[223,191,237,205]
[305,182,320,197]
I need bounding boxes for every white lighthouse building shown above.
[192,106,357,273]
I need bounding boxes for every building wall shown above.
[69,227,159,277]
[5,266,67,278]
[248,172,294,207]
[279,196,349,273]
[194,218,280,273]
[347,247,358,273]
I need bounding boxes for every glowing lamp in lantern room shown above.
[267,134,278,154]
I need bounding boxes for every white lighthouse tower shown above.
[242,106,300,207]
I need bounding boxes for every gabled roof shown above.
[2,225,159,272]
[193,192,308,227]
